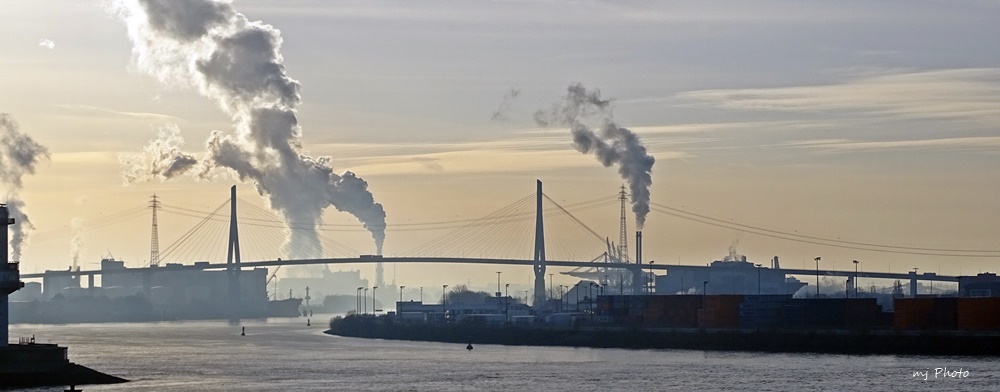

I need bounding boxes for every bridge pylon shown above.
[226,185,242,318]
[533,180,546,309]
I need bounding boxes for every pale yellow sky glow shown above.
[2,0,1000,293]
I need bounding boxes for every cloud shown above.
[38,39,55,49]
[784,136,1000,153]
[306,131,689,177]
[57,105,183,122]
[678,68,1000,125]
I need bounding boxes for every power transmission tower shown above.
[149,194,160,267]
[618,185,629,262]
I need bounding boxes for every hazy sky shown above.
[2,0,999,291]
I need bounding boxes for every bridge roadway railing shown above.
[20,257,959,282]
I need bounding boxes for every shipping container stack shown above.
[697,295,743,328]
[596,295,641,325]
[956,297,1000,331]
[738,295,792,329]
[642,295,702,327]
[893,298,957,330]
[778,298,883,329]
[599,294,891,330]
[843,298,883,328]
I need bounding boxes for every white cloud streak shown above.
[784,136,1000,153]
[678,68,1000,125]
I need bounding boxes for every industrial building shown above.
[957,273,1000,297]
[24,257,270,320]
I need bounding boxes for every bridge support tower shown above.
[227,186,242,318]
[533,180,546,309]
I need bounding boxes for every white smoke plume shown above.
[38,39,55,49]
[70,217,85,269]
[110,0,387,258]
[0,114,49,261]
[490,88,520,122]
[535,83,655,228]
[119,124,200,185]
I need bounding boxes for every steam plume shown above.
[111,0,387,257]
[119,124,199,185]
[535,83,654,228]
[490,88,520,122]
[0,113,49,260]
[70,217,85,270]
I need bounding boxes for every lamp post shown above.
[814,257,821,297]
[648,260,655,295]
[549,273,554,299]
[420,287,423,303]
[845,279,850,298]
[399,285,405,304]
[853,260,860,298]
[356,287,363,314]
[755,264,762,295]
[442,284,448,316]
[496,271,502,298]
[364,288,368,314]
[505,283,510,322]
[373,286,378,314]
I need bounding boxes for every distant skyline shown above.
[2,0,999,289]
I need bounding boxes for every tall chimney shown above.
[635,231,642,265]
[1,204,23,347]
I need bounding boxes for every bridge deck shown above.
[20,257,959,282]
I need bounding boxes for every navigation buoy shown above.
[307,319,311,327]
[241,326,245,336]
[466,343,473,351]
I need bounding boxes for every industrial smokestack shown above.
[635,231,642,265]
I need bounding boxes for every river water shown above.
[8,316,998,391]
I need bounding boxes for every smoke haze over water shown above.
[0,114,49,261]
[111,0,387,260]
[535,83,655,229]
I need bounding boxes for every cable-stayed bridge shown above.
[21,181,970,306]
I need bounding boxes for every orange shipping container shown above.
[957,298,1000,331]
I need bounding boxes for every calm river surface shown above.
[9,316,999,391]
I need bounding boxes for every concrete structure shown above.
[41,269,79,297]
[958,273,1000,297]
[1,204,22,347]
